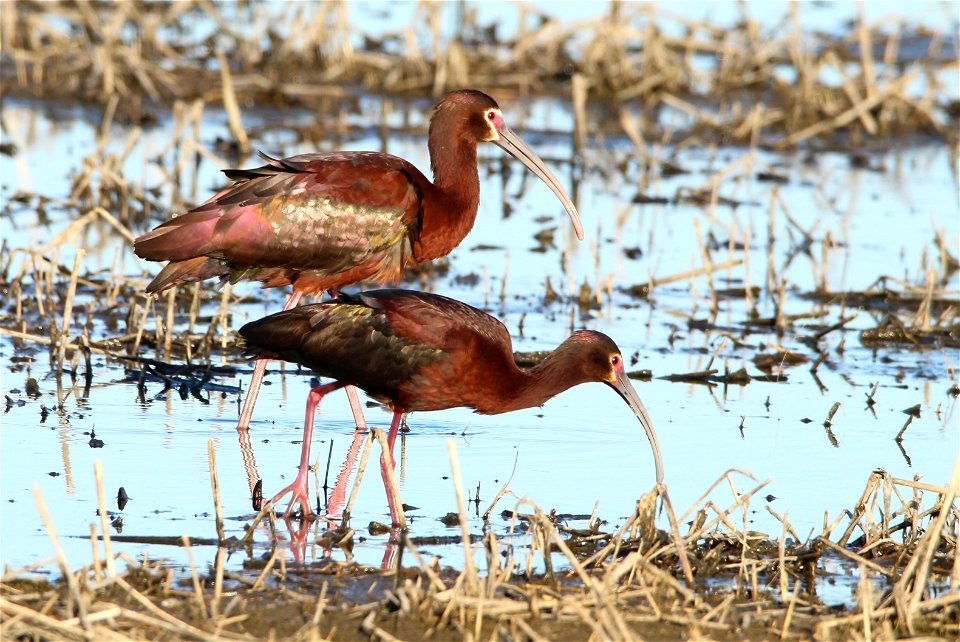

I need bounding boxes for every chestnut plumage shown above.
[135,89,583,431]
[240,289,664,525]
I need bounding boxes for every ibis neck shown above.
[413,133,481,262]
[491,344,589,413]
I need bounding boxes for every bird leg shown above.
[344,385,367,430]
[379,411,405,526]
[237,290,368,432]
[236,290,303,431]
[269,380,345,519]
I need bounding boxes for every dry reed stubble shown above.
[4,1,954,148]
[2,460,957,641]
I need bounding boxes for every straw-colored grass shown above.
[1,1,955,149]
[1,450,957,641]
[1,3,957,639]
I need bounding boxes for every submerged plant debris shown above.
[1,1,958,640]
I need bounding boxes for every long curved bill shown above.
[609,370,665,485]
[494,127,584,241]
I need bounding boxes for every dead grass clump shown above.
[1,1,955,149]
[2,456,957,641]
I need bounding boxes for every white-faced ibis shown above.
[239,289,664,525]
[134,89,583,430]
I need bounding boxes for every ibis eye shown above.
[611,355,620,366]
[487,110,496,121]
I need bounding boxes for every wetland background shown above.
[1,1,958,639]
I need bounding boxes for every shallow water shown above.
[2,3,958,606]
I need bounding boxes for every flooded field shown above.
[1,1,958,640]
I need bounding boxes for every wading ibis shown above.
[134,89,583,430]
[239,289,664,525]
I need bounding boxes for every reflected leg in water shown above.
[238,427,261,503]
[380,530,400,570]
[324,429,367,519]
[284,517,313,564]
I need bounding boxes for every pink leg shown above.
[379,411,405,526]
[237,290,303,431]
[344,385,367,430]
[269,380,345,519]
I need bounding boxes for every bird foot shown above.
[269,479,316,521]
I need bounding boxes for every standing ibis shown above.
[134,89,583,430]
[239,289,664,525]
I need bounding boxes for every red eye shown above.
[487,111,496,121]
[611,355,620,366]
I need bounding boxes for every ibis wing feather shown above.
[337,290,521,411]
[240,296,445,403]
[239,289,519,411]
[134,153,429,292]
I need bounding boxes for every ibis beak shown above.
[493,126,584,241]
[608,371,665,485]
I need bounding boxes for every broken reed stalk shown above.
[56,249,86,378]
[779,577,802,640]
[88,523,102,581]
[114,574,224,642]
[32,485,92,633]
[659,486,694,585]
[215,49,249,154]
[163,287,176,361]
[180,535,210,620]
[216,283,233,352]
[0,600,119,640]
[481,451,519,521]
[403,534,449,592]
[446,441,478,593]
[687,480,772,547]
[499,249,510,305]
[817,536,892,578]
[207,439,225,543]
[0,326,125,359]
[765,504,801,543]
[742,224,754,317]
[777,71,919,148]
[777,511,790,602]
[130,296,151,356]
[250,547,281,592]
[692,218,719,316]
[93,460,117,578]
[824,401,841,426]
[646,258,744,292]
[837,471,883,546]
[571,72,588,155]
[897,455,960,631]
[212,545,226,618]
[897,415,914,441]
